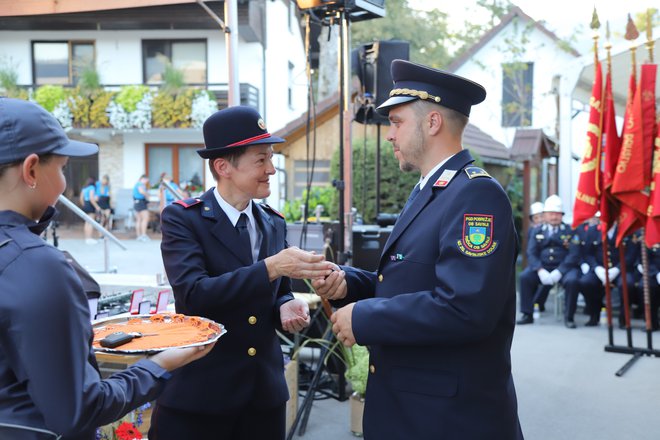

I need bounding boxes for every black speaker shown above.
[351,225,392,271]
[354,40,409,125]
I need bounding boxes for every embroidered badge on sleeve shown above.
[457,214,498,257]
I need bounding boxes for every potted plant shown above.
[344,344,369,437]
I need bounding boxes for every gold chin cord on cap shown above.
[389,88,442,103]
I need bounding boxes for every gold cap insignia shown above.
[257,118,267,130]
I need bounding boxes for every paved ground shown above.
[55,225,660,440]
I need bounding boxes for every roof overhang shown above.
[0,0,199,16]
[571,34,660,113]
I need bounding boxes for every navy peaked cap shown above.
[0,98,98,164]
[197,106,284,159]
[377,60,486,117]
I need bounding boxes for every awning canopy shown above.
[571,35,660,113]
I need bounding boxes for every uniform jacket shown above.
[527,222,578,274]
[0,210,167,440]
[582,225,639,271]
[157,189,293,413]
[335,150,523,439]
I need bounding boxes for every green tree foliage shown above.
[282,186,336,224]
[331,137,419,224]
[350,0,453,68]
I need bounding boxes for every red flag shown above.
[599,71,620,238]
[612,64,656,245]
[645,120,660,247]
[573,61,603,228]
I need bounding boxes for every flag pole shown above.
[618,14,640,345]
[641,10,655,348]
[602,21,615,344]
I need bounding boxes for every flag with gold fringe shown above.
[572,61,603,228]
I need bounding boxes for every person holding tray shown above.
[0,98,214,440]
[150,106,334,440]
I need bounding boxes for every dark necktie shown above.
[401,184,421,215]
[236,213,252,261]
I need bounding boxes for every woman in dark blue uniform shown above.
[148,106,334,440]
[0,98,213,440]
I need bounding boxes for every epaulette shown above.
[464,166,491,180]
[260,203,285,219]
[174,198,203,208]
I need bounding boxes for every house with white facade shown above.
[0,0,308,223]
[446,6,581,239]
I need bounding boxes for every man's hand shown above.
[280,298,311,333]
[331,303,356,347]
[311,267,347,301]
[264,247,334,281]
[149,342,216,372]
[608,267,620,281]
[538,268,552,285]
[594,266,607,285]
[549,269,562,284]
[580,263,590,275]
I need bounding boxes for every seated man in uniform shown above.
[517,195,581,327]
[527,201,550,311]
[580,223,640,327]
[634,244,660,331]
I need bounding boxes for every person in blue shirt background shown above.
[158,172,185,212]
[133,174,151,241]
[80,177,101,244]
[95,174,112,230]
[0,97,213,440]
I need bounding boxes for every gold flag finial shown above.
[590,7,601,30]
[646,9,655,62]
[625,13,639,40]
[606,21,611,41]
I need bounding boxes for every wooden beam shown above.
[0,0,197,17]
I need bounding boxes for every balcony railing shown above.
[8,82,259,132]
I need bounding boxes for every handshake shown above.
[538,268,562,285]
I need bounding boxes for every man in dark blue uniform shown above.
[581,224,640,327]
[634,245,660,330]
[148,106,334,440]
[526,201,550,311]
[517,195,581,327]
[313,60,523,439]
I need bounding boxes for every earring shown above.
[29,183,37,189]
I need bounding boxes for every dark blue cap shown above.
[197,106,285,159]
[0,98,98,164]
[377,60,486,117]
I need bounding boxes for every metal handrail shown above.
[57,195,126,273]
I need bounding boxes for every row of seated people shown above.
[517,195,660,330]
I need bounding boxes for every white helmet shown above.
[543,194,563,213]
[529,202,544,217]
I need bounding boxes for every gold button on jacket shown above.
[248,347,256,356]
[369,365,375,374]
[378,274,383,282]
[248,316,257,325]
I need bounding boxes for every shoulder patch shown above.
[464,166,491,180]
[456,214,498,257]
[260,203,285,219]
[174,198,203,208]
